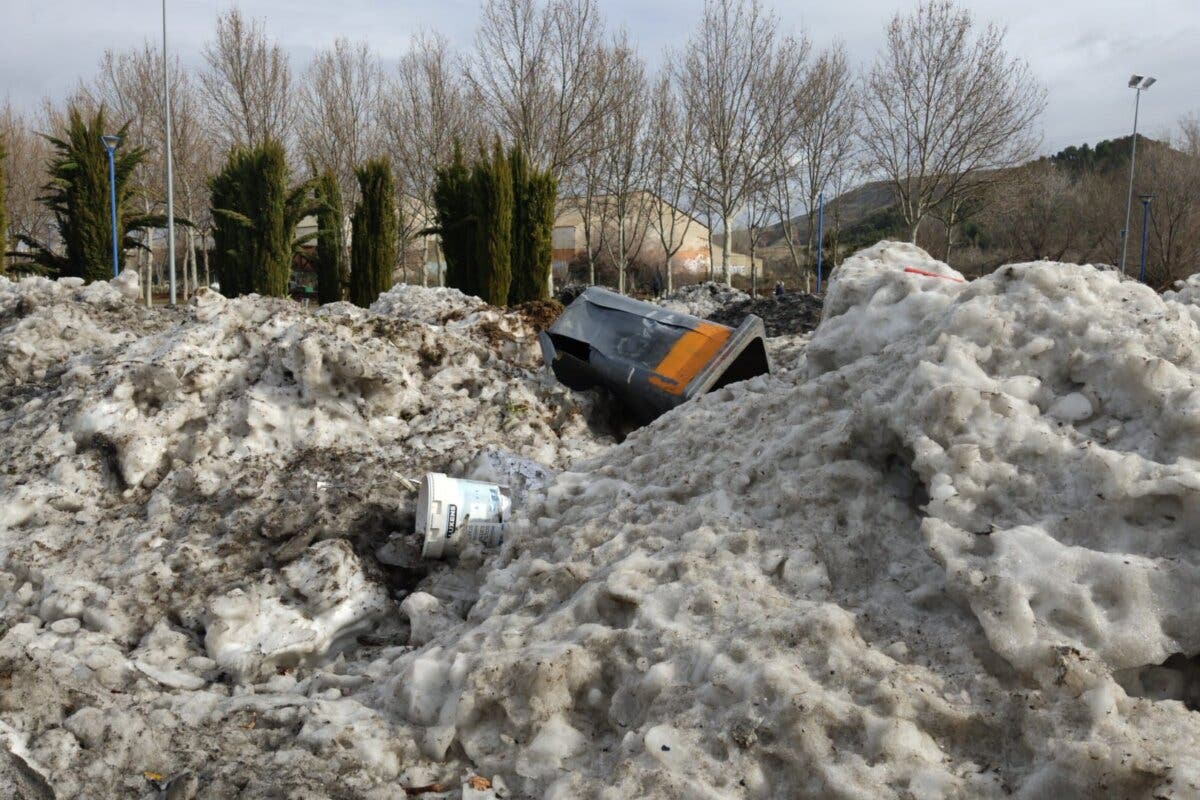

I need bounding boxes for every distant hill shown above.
[743,134,1166,259]
[757,180,896,249]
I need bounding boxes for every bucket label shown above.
[446,504,458,537]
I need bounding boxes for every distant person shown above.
[652,274,663,297]
[773,280,784,301]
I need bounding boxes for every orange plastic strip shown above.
[904,266,964,283]
[647,321,731,395]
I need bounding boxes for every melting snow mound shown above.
[5,246,1200,798]
[372,241,1200,798]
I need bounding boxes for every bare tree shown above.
[796,46,856,257]
[200,9,295,149]
[736,185,773,296]
[674,0,808,284]
[597,43,653,294]
[984,161,1088,263]
[386,32,478,287]
[2,104,55,270]
[469,0,616,176]
[646,74,699,294]
[299,38,383,203]
[1141,120,1200,287]
[860,0,1045,242]
[767,47,853,292]
[563,136,608,285]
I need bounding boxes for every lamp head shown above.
[1128,74,1143,88]
[99,134,122,151]
[1141,77,1157,89]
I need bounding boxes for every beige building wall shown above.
[553,191,761,277]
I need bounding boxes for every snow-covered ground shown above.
[3,242,1200,798]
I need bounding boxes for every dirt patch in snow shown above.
[707,292,824,337]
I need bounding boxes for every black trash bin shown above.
[539,287,771,424]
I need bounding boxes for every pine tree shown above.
[13,106,158,281]
[210,139,314,297]
[313,169,346,303]
[432,141,475,295]
[508,146,557,303]
[349,158,397,307]
[471,139,512,306]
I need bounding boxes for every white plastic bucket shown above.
[416,473,513,559]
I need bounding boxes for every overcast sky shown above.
[4,0,1198,154]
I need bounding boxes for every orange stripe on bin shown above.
[647,322,731,395]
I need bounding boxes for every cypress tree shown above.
[210,139,313,297]
[313,169,346,303]
[508,146,557,303]
[349,158,397,308]
[509,146,531,300]
[14,106,155,280]
[471,139,512,306]
[432,141,475,296]
[208,160,244,295]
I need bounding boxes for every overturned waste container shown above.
[539,287,771,424]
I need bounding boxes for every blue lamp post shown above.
[100,134,122,278]
[1138,194,1154,284]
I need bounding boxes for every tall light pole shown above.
[1120,74,1156,274]
[100,134,122,278]
[162,0,177,304]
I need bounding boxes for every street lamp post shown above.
[1120,74,1156,274]
[100,134,122,278]
[1138,194,1154,284]
[162,0,177,305]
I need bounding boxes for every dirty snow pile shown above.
[6,242,1200,798]
[0,276,605,797]
[1164,273,1200,315]
[367,241,1200,798]
[656,281,750,318]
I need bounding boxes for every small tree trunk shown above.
[179,226,189,301]
[720,210,732,285]
[910,214,923,244]
[706,232,715,282]
[617,216,627,295]
[146,233,155,307]
[944,204,959,264]
[202,234,210,290]
[749,235,757,297]
[422,236,430,287]
[192,229,199,291]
